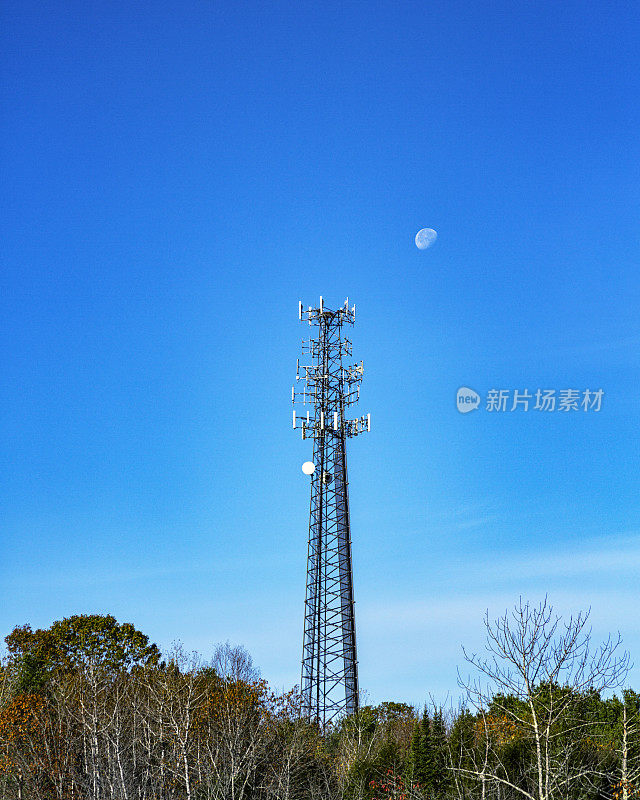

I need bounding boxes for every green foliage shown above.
[408,708,433,789]
[5,614,161,678]
[13,652,48,697]
[407,707,451,798]
[449,707,477,796]
[334,702,414,800]
[431,708,450,798]
[375,701,415,724]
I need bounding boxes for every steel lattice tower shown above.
[292,297,370,724]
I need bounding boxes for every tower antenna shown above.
[292,297,370,724]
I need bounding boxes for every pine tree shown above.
[408,719,423,784]
[430,707,450,798]
[409,708,434,792]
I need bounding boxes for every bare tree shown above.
[211,641,259,683]
[615,691,640,800]
[456,597,630,800]
[141,645,208,800]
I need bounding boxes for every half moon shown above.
[415,228,437,250]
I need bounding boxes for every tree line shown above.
[0,599,638,800]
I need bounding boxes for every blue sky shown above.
[1,0,639,706]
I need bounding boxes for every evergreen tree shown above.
[407,720,421,781]
[409,707,434,792]
[431,707,450,798]
[449,708,477,799]
[13,651,48,696]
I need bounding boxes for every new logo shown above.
[457,387,480,414]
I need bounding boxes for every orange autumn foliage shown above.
[0,693,46,776]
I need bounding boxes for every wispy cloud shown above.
[519,535,640,579]
[431,503,500,532]
[453,515,499,531]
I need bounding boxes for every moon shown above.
[415,228,437,250]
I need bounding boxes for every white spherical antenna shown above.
[301,461,315,475]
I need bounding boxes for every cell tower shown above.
[292,297,370,724]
